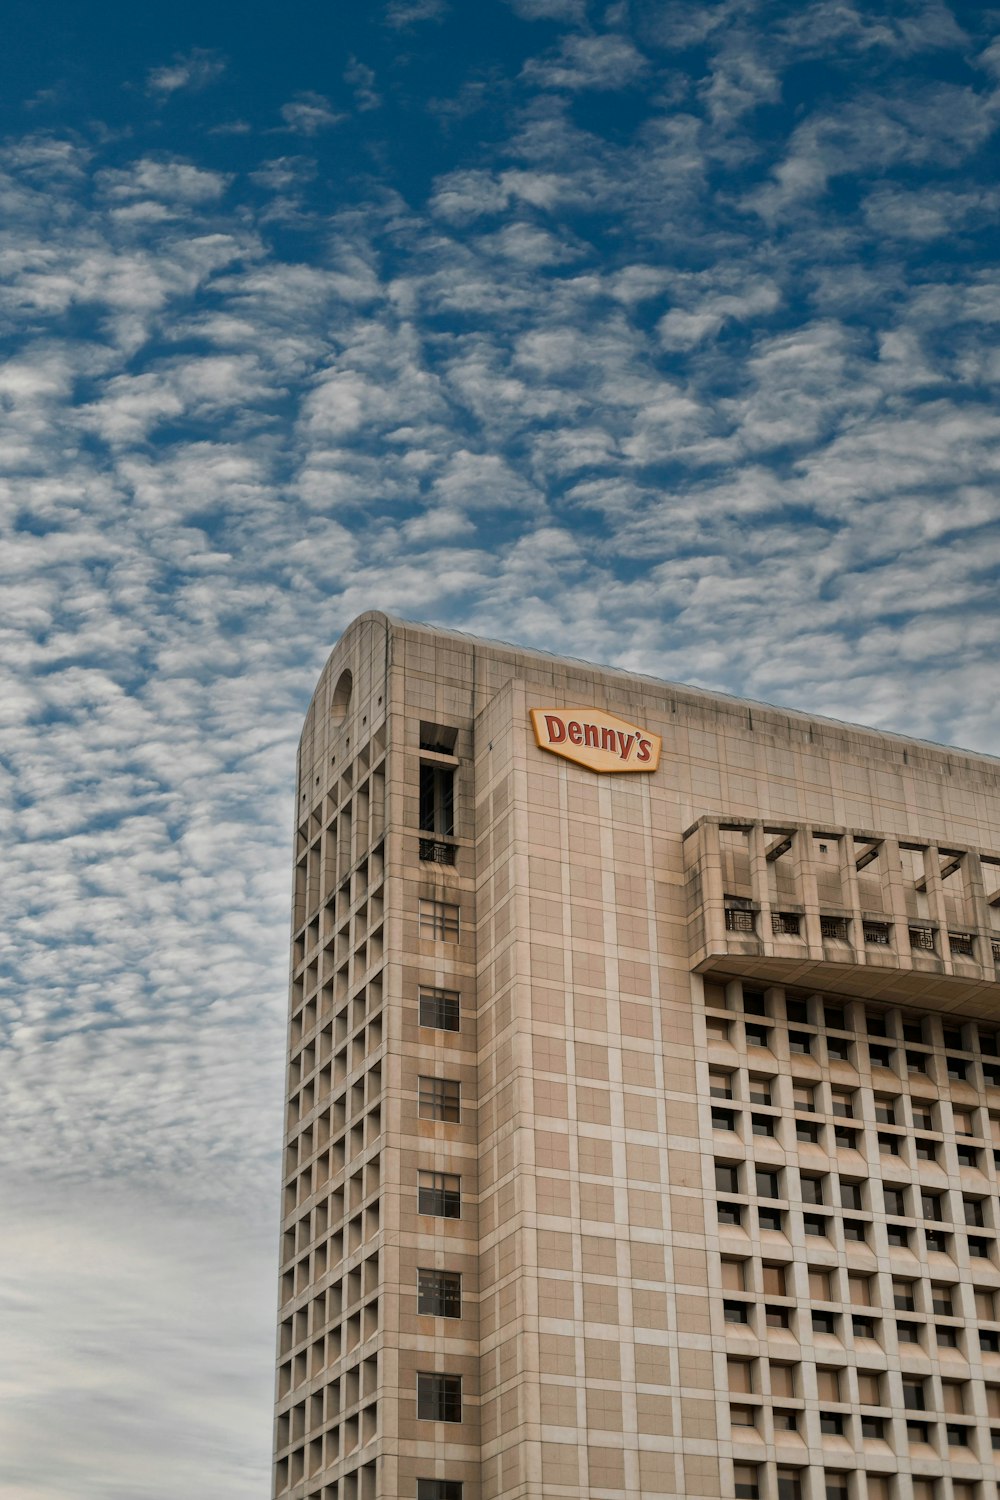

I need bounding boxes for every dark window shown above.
[843,1219,868,1243]
[785,997,809,1023]
[947,1057,969,1082]
[924,1229,948,1253]
[906,1421,929,1444]
[416,1372,462,1423]
[868,1045,892,1068]
[867,1015,888,1038]
[792,1084,815,1112]
[980,1030,999,1057]
[758,1207,784,1232]
[417,1483,463,1500]
[749,1080,772,1105]
[418,899,460,940]
[914,1138,937,1163]
[764,1305,790,1328]
[820,1413,844,1435]
[956,1144,979,1167]
[903,1021,925,1044]
[884,1186,907,1216]
[903,1380,926,1410]
[419,987,460,1031]
[773,1409,798,1431]
[931,1288,953,1315]
[893,1283,916,1312]
[773,912,801,937]
[840,1181,863,1210]
[718,1202,744,1227]
[716,1162,741,1192]
[949,932,975,958]
[897,1321,921,1345]
[947,1424,971,1447]
[726,906,756,933]
[964,1197,985,1227]
[887,1225,910,1248]
[788,1032,811,1055]
[852,1316,876,1338]
[724,1300,749,1324]
[943,1026,965,1050]
[801,1175,826,1205]
[861,1416,884,1439]
[969,1236,992,1259]
[804,1214,829,1237]
[985,1062,1000,1086]
[981,1330,1000,1353]
[776,1468,802,1500]
[745,1025,771,1048]
[909,925,936,952]
[796,1121,820,1144]
[417,1269,462,1318]
[912,1105,934,1129]
[419,763,455,836]
[878,1132,901,1156]
[755,1169,780,1199]
[418,1077,461,1123]
[937,1325,959,1348]
[710,1071,734,1099]
[834,1127,859,1149]
[821,916,849,941]
[734,1464,760,1499]
[827,1037,851,1062]
[742,991,767,1016]
[921,1192,944,1222]
[831,1090,855,1118]
[752,1114,775,1138]
[712,1108,737,1131]
[907,1050,928,1074]
[813,1311,837,1335]
[418,1172,461,1218]
[874,1098,897,1125]
[824,1004,847,1029]
[863,922,890,945]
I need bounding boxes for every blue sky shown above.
[2,1,999,1495]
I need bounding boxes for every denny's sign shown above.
[530,707,661,774]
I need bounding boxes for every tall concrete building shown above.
[274,611,1000,1500]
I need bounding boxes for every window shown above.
[712,1108,737,1131]
[825,1472,850,1500]
[418,1077,461,1123]
[947,1056,968,1082]
[730,1404,757,1428]
[902,1379,926,1411]
[868,1044,893,1068]
[852,1316,876,1339]
[975,1288,996,1319]
[812,1311,838,1335]
[776,1469,802,1500]
[847,1274,871,1305]
[981,1330,1000,1353]
[745,1024,771,1049]
[921,1192,944,1222]
[758,1207,784,1232]
[897,1321,921,1345]
[964,1197,985,1227]
[416,1372,462,1422]
[755,1168,780,1199]
[949,932,975,958]
[721,1258,747,1291]
[764,1305,790,1328]
[749,1078,773,1105]
[796,1121,820,1144]
[970,1235,993,1259]
[417,1269,462,1318]
[773,1408,798,1430]
[874,1096,897,1125]
[419,761,455,835]
[924,1229,948,1253]
[716,1162,741,1193]
[707,1016,732,1042]
[867,1014,888,1037]
[864,922,890,945]
[773,912,801,936]
[718,1202,744,1227]
[827,1036,851,1061]
[821,916,849,941]
[819,1413,844,1435]
[417,1483,463,1500]
[809,1269,832,1300]
[883,1186,907,1216]
[956,1144,980,1167]
[709,1069,734,1099]
[878,1132,900,1156]
[762,1264,786,1296]
[856,1372,881,1404]
[840,1180,863,1210]
[914,1137,937,1163]
[724,1300,750,1324]
[861,1415,885,1439]
[752,1114,775,1138]
[785,997,809,1023]
[727,1357,755,1393]
[843,1219,867,1243]
[418,987,461,1031]
[418,899,460,941]
[726,906,756,933]
[770,1364,796,1397]
[892,1281,915,1312]
[946,1423,971,1447]
[942,1381,967,1415]
[793,1083,815,1112]
[831,1088,855,1118]
[906,1420,930,1444]
[743,990,767,1016]
[886,1224,910,1248]
[824,1004,846,1029]
[907,1050,928,1075]
[804,1214,829,1237]
[937,1325,960,1348]
[834,1127,859,1149]
[418,1172,461,1218]
[909,924,936,952]
[912,1103,934,1129]
[801,1174,826,1205]
[788,1031,811,1055]
[953,1106,974,1134]
[816,1367,841,1401]
[734,1464,760,1500]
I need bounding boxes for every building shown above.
[274,610,1000,1500]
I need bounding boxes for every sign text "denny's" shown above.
[530,707,661,774]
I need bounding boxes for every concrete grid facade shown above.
[274,610,1000,1500]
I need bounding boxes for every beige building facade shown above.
[274,611,1000,1500]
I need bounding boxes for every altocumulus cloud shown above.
[2,0,1000,1494]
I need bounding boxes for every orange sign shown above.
[530,707,661,774]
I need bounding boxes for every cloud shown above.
[522,31,650,90]
[146,48,227,97]
[278,92,344,135]
[344,58,382,112]
[384,0,447,26]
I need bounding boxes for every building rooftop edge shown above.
[317,609,999,772]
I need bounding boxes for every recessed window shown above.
[981,1329,1000,1353]
[873,1096,897,1125]
[921,1191,944,1222]
[824,1004,847,1029]
[718,1202,744,1227]
[834,1127,859,1149]
[792,1083,815,1112]
[883,1186,907,1215]
[861,1415,885,1439]
[707,1016,732,1042]
[417,1269,462,1318]
[804,1213,828,1237]
[773,1408,798,1431]
[843,1218,867,1243]
[417,1482,463,1500]
[712,1108,737,1131]
[758,1207,784,1232]
[912,1103,935,1129]
[819,1412,845,1435]
[956,1144,980,1167]
[936,1325,960,1348]
[742,990,766,1015]
[776,1467,802,1500]
[914,1137,937,1162]
[964,1196,985,1227]
[946,1423,971,1447]
[906,1420,930,1444]
[877,1133,900,1156]
[749,1078,773,1106]
[752,1114,775,1138]
[730,1404,757,1428]
[418,987,460,1031]
[887,1224,910,1248]
[969,1235,992,1259]
[831,1088,855,1118]
[903,1379,926,1410]
[801,1175,826,1206]
[762,1264,787,1296]
[755,1168,780,1199]
[826,1036,851,1062]
[868,1044,893,1068]
[857,1372,882,1404]
[924,1229,948,1253]
[907,1049,929,1074]
[716,1162,741,1193]
[796,1120,820,1144]
[416,1372,463,1423]
[418,899,460,941]
[709,1069,734,1099]
[724,1300,750,1324]
[812,1311,838,1335]
[892,1281,916,1312]
[785,997,809,1023]
[840,1180,863,1210]
[897,1320,921,1345]
[788,1032,811,1055]
[745,1024,771,1049]
[852,1316,876,1339]
[418,1076,461,1123]
[734,1463,760,1500]
[764,1304,790,1328]
[417,1171,461,1218]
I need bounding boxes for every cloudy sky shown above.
[3,0,999,1494]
